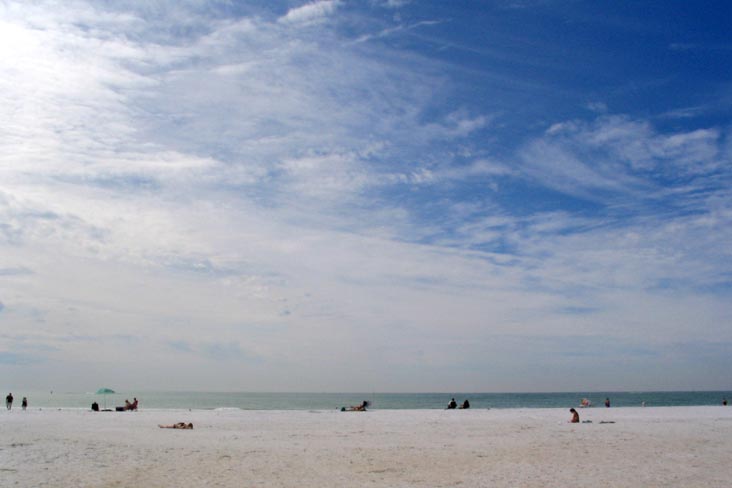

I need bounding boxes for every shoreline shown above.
[5,389,731,411]
[0,395,732,415]
[4,403,731,412]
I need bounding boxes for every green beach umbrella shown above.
[96,388,115,409]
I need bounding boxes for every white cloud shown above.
[381,0,412,8]
[519,116,727,201]
[278,0,341,25]
[0,0,481,390]
[585,101,608,113]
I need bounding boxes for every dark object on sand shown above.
[91,402,99,412]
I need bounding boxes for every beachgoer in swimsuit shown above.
[569,408,580,423]
[447,398,457,409]
[159,422,193,429]
[342,401,369,411]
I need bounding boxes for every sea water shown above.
[9,390,732,410]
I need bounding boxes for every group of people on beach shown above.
[5,393,28,411]
[89,397,138,412]
[446,398,470,409]
[341,398,472,411]
[580,397,611,408]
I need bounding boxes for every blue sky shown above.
[1,0,731,392]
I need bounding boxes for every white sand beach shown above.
[2,406,732,487]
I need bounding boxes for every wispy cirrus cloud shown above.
[278,0,341,25]
[516,115,728,204]
[350,19,443,45]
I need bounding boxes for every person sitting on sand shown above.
[159,422,193,429]
[460,399,470,409]
[130,398,138,411]
[342,401,370,411]
[91,402,99,412]
[569,408,580,423]
[580,398,591,407]
[124,399,132,410]
[447,398,457,409]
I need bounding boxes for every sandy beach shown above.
[2,406,731,487]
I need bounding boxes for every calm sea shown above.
[8,391,732,411]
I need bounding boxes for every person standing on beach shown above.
[21,397,27,410]
[6,392,12,410]
[723,398,728,406]
[605,398,610,408]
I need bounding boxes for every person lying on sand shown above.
[341,401,370,411]
[569,408,580,423]
[158,422,193,429]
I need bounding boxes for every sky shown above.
[1,0,731,393]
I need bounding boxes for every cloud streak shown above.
[278,0,341,25]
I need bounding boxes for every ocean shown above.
[8,390,732,411]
